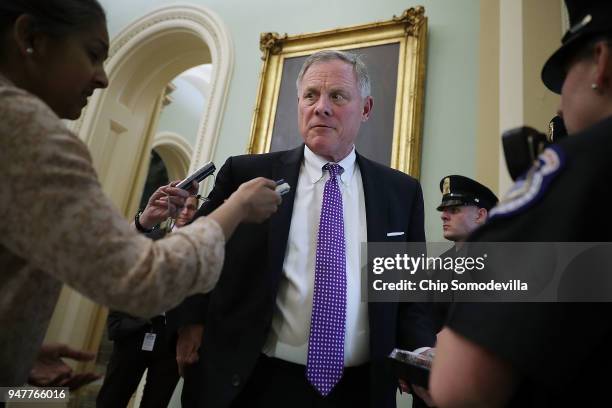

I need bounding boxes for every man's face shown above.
[440,205,485,242]
[175,196,199,228]
[297,59,373,162]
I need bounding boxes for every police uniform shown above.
[443,2,612,406]
[432,175,497,333]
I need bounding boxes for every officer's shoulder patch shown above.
[489,144,566,220]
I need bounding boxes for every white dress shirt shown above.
[263,145,370,366]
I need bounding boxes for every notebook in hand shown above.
[387,348,432,388]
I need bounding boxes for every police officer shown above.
[437,175,498,246]
[430,1,612,407]
[432,175,497,332]
[398,176,498,403]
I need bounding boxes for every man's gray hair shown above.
[295,50,371,98]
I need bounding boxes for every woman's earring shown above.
[591,83,599,90]
[25,47,34,55]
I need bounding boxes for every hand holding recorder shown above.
[137,163,217,230]
[229,177,283,223]
[206,177,284,239]
[138,182,195,230]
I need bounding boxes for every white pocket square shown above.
[386,232,405,237]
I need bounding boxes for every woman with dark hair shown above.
[0,0,281,389]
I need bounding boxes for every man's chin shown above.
[443,232,456,241]
[307,132,340,146]
[307,127,337,140]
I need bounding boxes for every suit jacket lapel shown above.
[357,153,388,243]
[267,145,304,288]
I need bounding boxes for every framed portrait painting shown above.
[247,7,428,177]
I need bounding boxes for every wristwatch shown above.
[135,211,154,233]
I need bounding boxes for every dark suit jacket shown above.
[170,145,435,408]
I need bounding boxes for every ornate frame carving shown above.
[248,7,427,177]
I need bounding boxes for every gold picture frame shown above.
[247,7,428,177]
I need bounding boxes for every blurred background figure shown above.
[97,194,203,408]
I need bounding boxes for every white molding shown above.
[153,131,193,180]
[179,71,212,101]
[498,0,523,195]
[75,3,234,171]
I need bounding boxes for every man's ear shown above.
[361,96,373,122]
[476,208,488,224]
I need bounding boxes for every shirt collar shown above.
[303,144,356,185]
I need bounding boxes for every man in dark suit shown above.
[171,50,435,408]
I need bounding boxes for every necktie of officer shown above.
[306,163,347,396]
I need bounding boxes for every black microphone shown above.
[177,162,216,190]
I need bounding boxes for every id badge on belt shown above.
[142,333,156,351]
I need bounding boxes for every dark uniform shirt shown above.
[445,115,612,407]
[430,244,464,333]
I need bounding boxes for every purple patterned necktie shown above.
[307,163,346,396]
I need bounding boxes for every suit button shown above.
[231,374,241,387]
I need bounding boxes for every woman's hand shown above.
[139,181,198,228]
[228,177,282,223]
[208,177,281,239]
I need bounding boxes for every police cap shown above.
[542,0,612,94]
[437,175,498,211]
